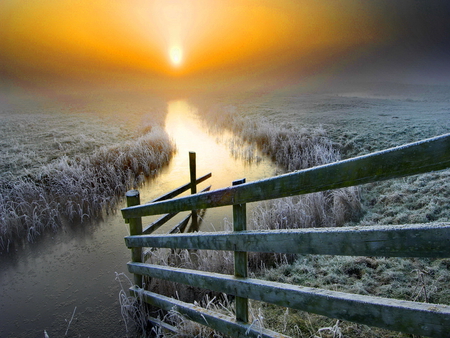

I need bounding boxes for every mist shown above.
[1,0,449,102]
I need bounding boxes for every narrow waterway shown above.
[142,100,280,232]
[0,100,279,337]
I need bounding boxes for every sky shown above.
[1,0,449,95]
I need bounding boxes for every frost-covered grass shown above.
[200,84,450,229]
[257,255,450,337]
[215,84,450,224]
[359,170,450,226]
[224,83,450,157]
[0,91,167,177]
[0,126,175,251]
[0,110,131,177]
[198,100,362,231]
[0,94,175,251]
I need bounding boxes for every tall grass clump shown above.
[199,103,362,232]
[200,103,340,169]
[0,126,175,251]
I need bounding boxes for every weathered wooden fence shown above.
[122,134,450,337]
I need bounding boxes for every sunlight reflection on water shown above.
[140,99,280,232]
[164,99,235,187]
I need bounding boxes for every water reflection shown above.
[140,100,279,232]
[164,99,242,184]
[0,215,132,337]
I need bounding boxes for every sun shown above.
[169,46,183,66]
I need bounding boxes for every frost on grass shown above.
[199,102,362,232]
[257,254,450,337]
[359,169,450,225]
[0,126,175,251]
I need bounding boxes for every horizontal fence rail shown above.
[128,263,450,337]
[122,133,450,219]
[142,185,211,235]
[125,223,450,258]
[122,134,450,337]
[150,172,212,203]
[130,288,289,338]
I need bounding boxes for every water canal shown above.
[0,100,279,337]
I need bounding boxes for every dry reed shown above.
[0,126,175,251]
[200,103,362,233]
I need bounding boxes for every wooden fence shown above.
[122,134,450,337]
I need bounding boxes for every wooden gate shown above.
[122,134,450,337]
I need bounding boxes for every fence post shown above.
[126,190,143,288]
[189,152,198,230]
[232,178,248,323]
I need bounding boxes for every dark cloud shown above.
[374,1,450,53]
[329,1,450,85]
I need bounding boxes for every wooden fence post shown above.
[189,152,198,230]
[126,190,143,288]
[232,178,248,323]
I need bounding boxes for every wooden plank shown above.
[149,172,212,203]
[129,286,290,338]
[168,214,191,234]
[190,152,198,230]
[127,263,450,337]
[147,316,178,334]
[233,178,248,322]
[125,223,450,258]
[189,152,197,195]
[125,190,143,288]
[122,133,450,219]
[143,213,178,234]
[144,186,212,235]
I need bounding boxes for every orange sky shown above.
[1,0,449,92]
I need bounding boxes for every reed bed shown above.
[200,103,362,232]
[0,126,175,251]
[200,103,339,169]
